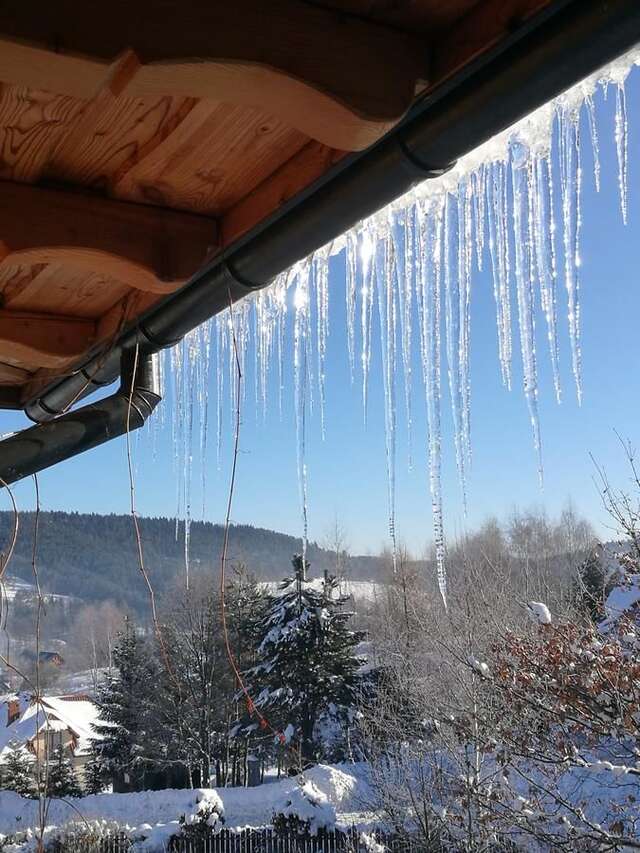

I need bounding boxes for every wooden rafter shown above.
[0,311,95,369]
[432,0,554,85]
[0,0,429,150]
[221,141,345,247]
[0,183,218,292]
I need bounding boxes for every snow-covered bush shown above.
[0,819,130,853]
[272,778,337,837]
[172,791,224,848]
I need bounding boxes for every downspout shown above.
[2,0,639,478]
[0,350,161,485]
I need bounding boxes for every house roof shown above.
[0,694,102,760]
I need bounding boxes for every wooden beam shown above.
[0,182,218,291]
[0,0,428,150]
[0,361,31,385]
[222,141,346,247]
[0,311,96,369]
[431,0,553,86]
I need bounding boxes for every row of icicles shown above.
[149,50,638,607]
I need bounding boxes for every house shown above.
[22,650,65,668]
[0,694,101,785]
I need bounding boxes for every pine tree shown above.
[44,745,83,798]
[83,749,107,795]
[239,555,366,764]
[91,619,159,791]
[1,748,36,797]
[226,564,269,672]
[574,548,608,622]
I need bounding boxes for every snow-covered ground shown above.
[56,667,109,696]
[0,764,373,850]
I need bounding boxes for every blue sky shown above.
[3,70,640,556]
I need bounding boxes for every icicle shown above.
[391,206,414,469]
[443,194,467,508]
[457,179,473,468]
[512,141,543,483]
[345,232,357,384]
[314,247,330,440]
[215,314,227,470]
[532,156,562,403]
[471,166,487,272]
[615,82,628,224]
[487,160,513,389]
[183,337,197,590]
[171,340,185,531]
[585,93,601,193]
[360,227,375,422]
[558,107,583,403]
[416,198,447,607]
[198,321,212,518]
[374,229,398,573]
[294,262,311,561]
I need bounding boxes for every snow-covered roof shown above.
[0,695,102,761]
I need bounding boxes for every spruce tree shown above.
[2,748,36,797]
[83,749,107,795]
[44,745,83,798]
[574,548,608,622]
[91,619,158,791]
[239,555,365,764]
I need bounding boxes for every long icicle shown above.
[512,142,543,483]
[375,228,398,573]
[417,197,447,606]
[294,262,311,562]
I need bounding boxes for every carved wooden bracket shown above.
[0,0,429,150]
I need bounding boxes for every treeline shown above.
[0,511,385,615]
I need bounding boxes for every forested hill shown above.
[0,511,385,614]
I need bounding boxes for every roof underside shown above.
[0,0,593,409]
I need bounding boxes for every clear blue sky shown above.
[3,70,640,556]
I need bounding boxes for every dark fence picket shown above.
[165,828,399,853]
[52,825,409,853]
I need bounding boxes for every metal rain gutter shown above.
[2,0,640,481]
[0,351,161,485]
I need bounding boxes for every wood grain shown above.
[431,0,553,85]
[222,140,345,246]
[0,310,96,369]
[0,0,426,114]
[0,0,428,149]
[0,261,130,318]
[125,61,401,150]
[114,101,308,215]
[0,84,84,182]
[0,361,31,385]
[0,182,217,288]
[47,91,198,194]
